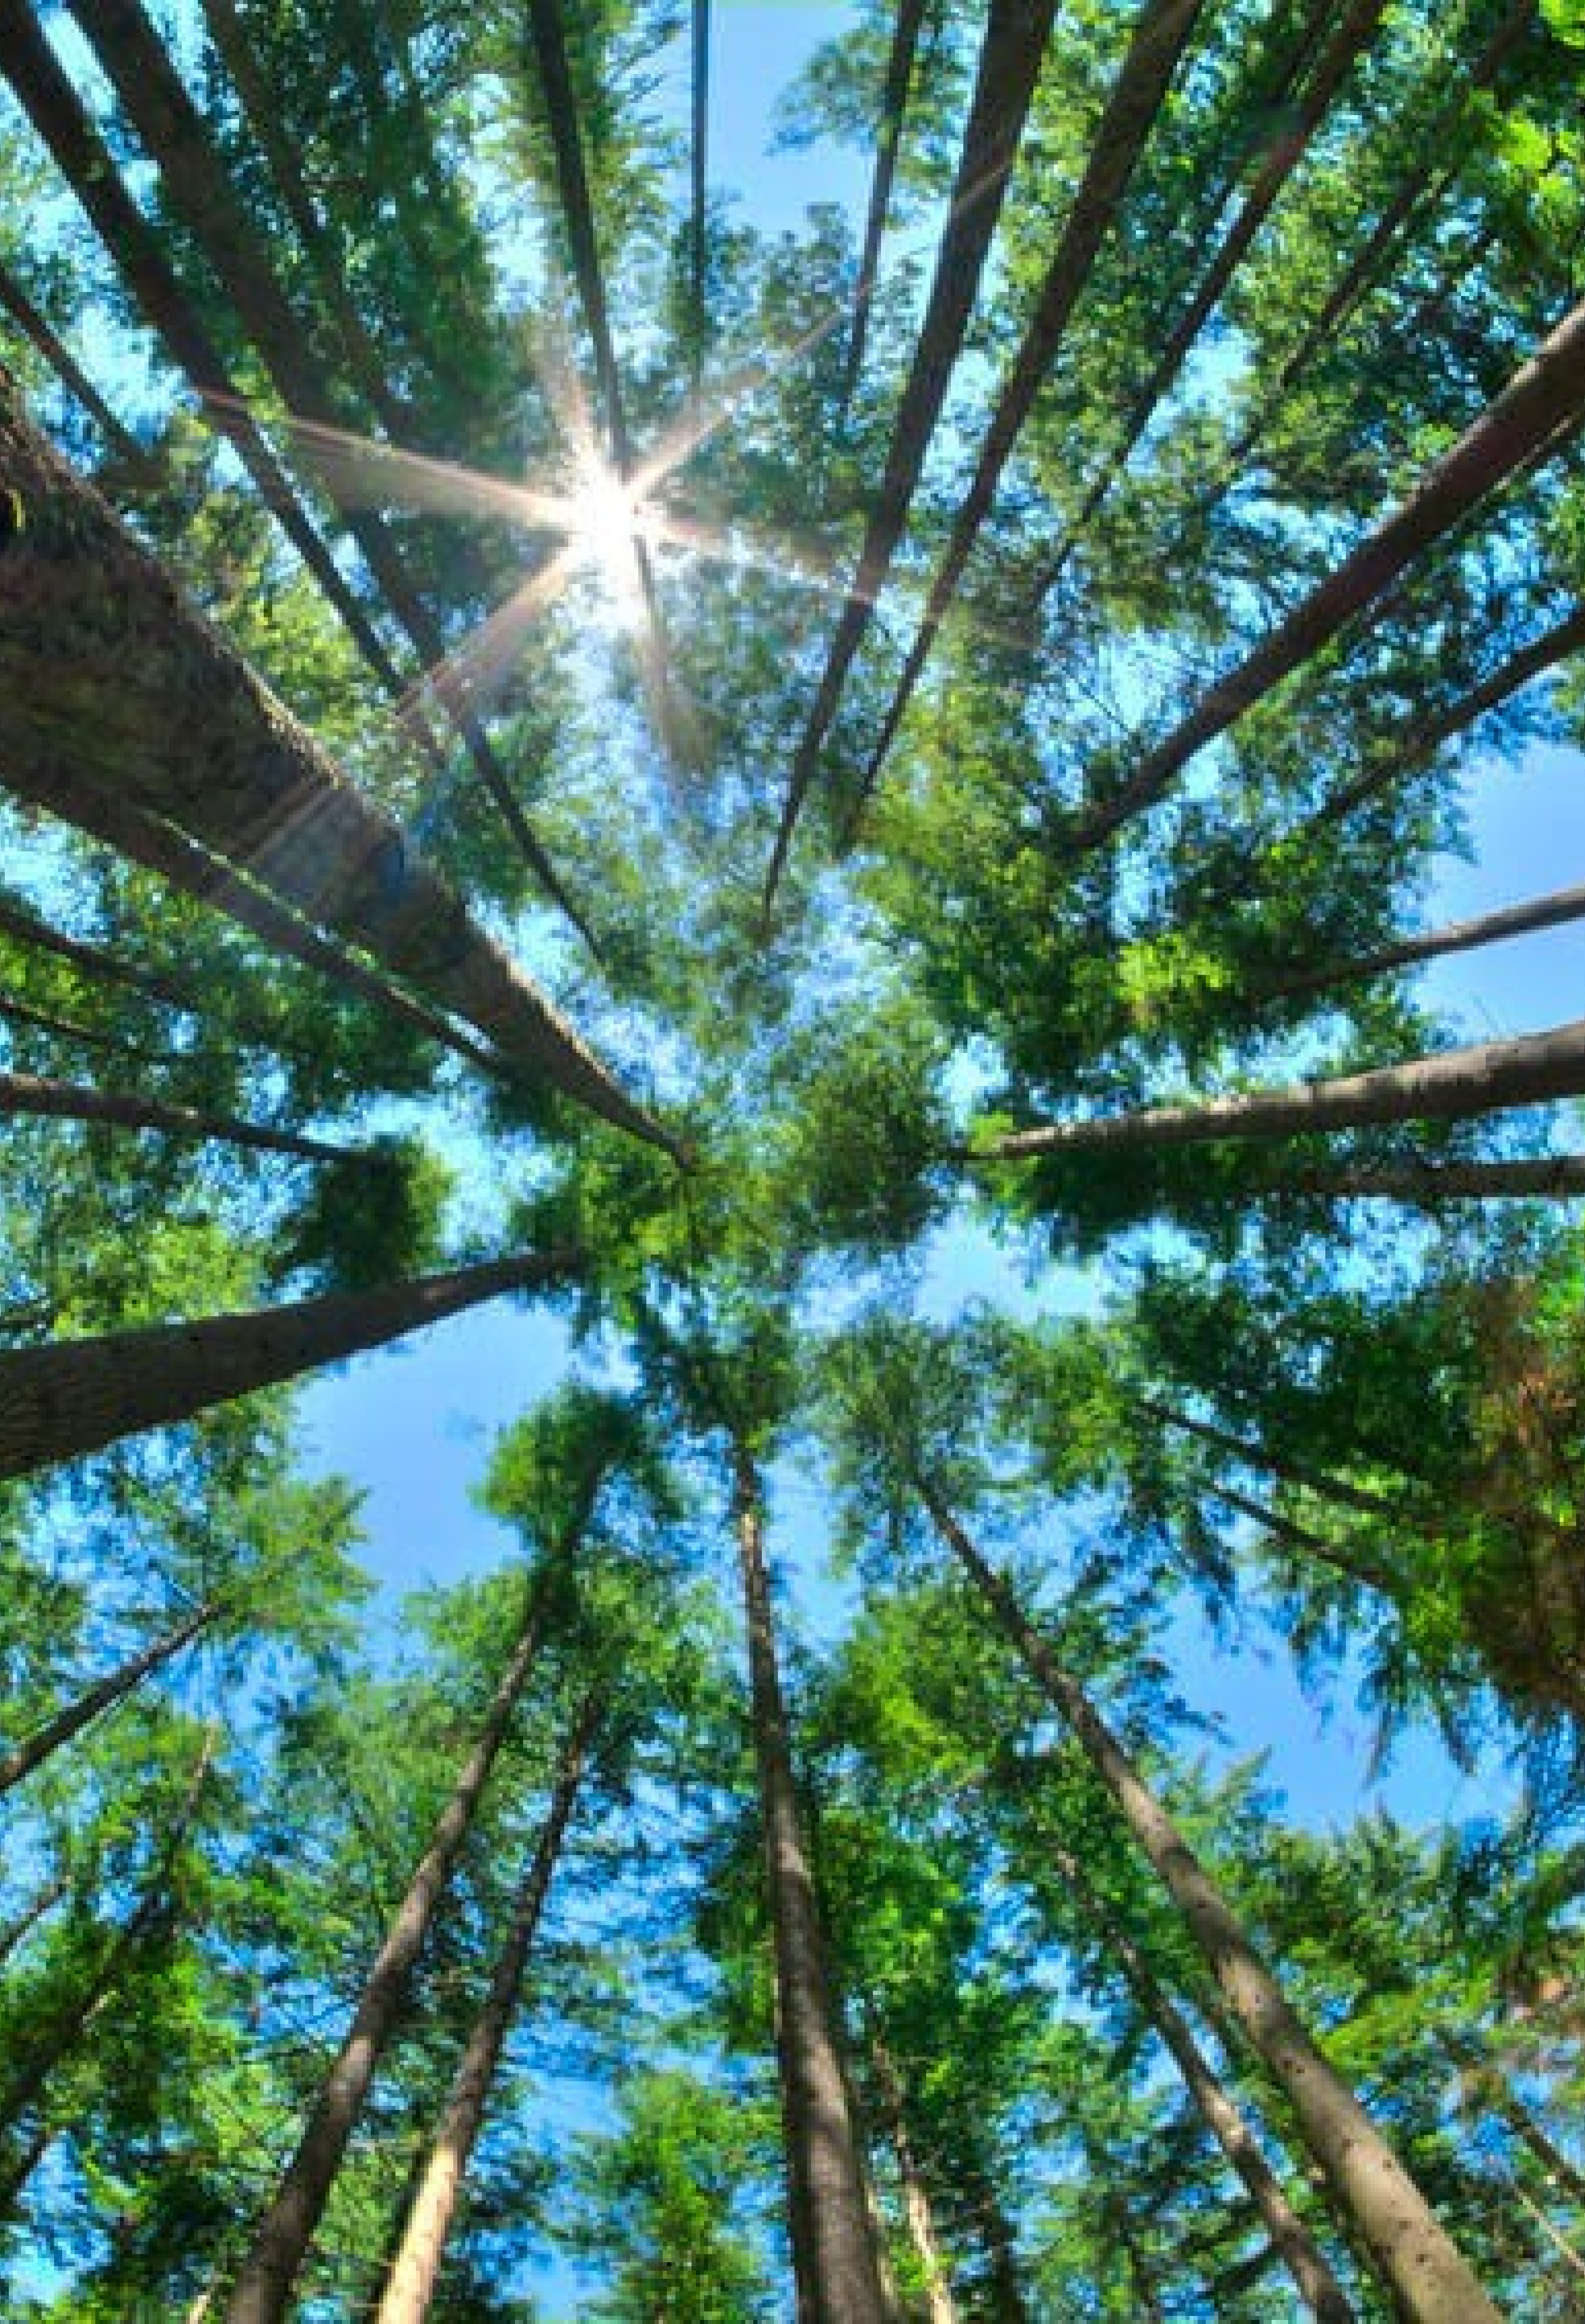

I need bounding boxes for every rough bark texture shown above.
[0,390,675,1150]
[0,1248,578,1484]
[764,0,1059,913]
[1052,1846,1355,2321]
[0,1067,369,1167]
[0,1599,217,1795]
[974,1017,1585,1159]
[733,1442,892,2324]
[374,1693,600,2324]
[851,0,1210,824]
[224,1575,558,2324]
[1067,293,1585,854]
[921,1481,1503,2324]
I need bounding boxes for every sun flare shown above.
[566,460,651,614]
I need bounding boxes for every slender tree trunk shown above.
[851,0,1208,832]
[838,0,930,410]
[1052,1845,1355,2320]
[0,256,148,469]
[764,0,1059,916]
[1252,879,1585,1008]
[920,1478,1502,2324]
[1201,1479,1404,1597]
[0,990,148,1058]
[0,388,674,1150]
[1134,1397,1407,1522]
[1066,293,1585,856]
[0,1875,71,1970]
[689,0,710,395]
[224,1566,563,2324]
[374,1690,601,2324]
[868,2031,960,2324]
[960,2155,1032,2324]
[1262,1154,1585,1203]
[1439,2032,1585,2208]
[732,1440,892,2324]
[0,1067,370,1167]
[971,1017,1585,1160]
[0,893,185,1013]
[0,1599,218,1795]
[0,1246,579,1483]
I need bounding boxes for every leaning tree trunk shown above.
[0,1246,578,1483]
[852,0,1208,829]
[0,1876,71,1972]
[764,0,1058,914]
[0,1598,220,1794]
[1133,1396,1408,1523]
[0,1067,373,1167]
[1250,879,1585,1009]
[224,1563,565,2324]
[732,1440,892,2324]
[868,2029,961,2324]
[373,1688,602,2324]
[0,388,674,1151]
[1051,1845,1355,2320]
[0,255,148,469]
[972,1017,1585,1161]
[1202,1479,1404,1598]
[1257,1154,1585,1204]
[919,1478,1503,2324]
[838,0,930,409]
[1065,292,1585,856]
[1439,2031,1585,2209]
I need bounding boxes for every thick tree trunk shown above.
[0,1599,217,1795]
[851,0,1208,830]
[0,257,148,469]
[224,1570,561,2324]
[1052,1845,1355,2320]
[732,1441,892,2324]
[838,0,931,410]
[972,1017,1585,1160]
[1066,293,1585,855]
[65,0,597,949]
[374,1690,601,2324]
[0,1247,579,1483]
[868,2031,960,2324]
[0,390,675,1151]
[1252,880,1585,1008]
[920,1480,1502,2324]
[764,0,1058,915]
[0,1066,370,1167]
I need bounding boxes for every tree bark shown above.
[971,1017,1585,1161]
[838,0,931,410]
[868,2031,960,2324]
[0,1066,371,1167]
[732,1440,892,2324]
[224,1568,562,2324]
[920,1478,1502,2324]
[0,256,148,470]
[0,1599,218,1795]
[0,1876,71,1971]
[0,1246,579,1483]
[1065,292,1585,856]
[1439,2031,1585,2209]
[1261,1153,1585,1203]
[0,388,675,1151]
[374,1689,601,2324]
[763,0,1059,916]
[851,0,1208,833]
[1251,879,1585,1008]
[960,2155,1033,2324]
[1052,1844,1355,2321]
[1134,1396,1407,1522]
[1201,1478,1404,1597]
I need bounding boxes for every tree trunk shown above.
[0,989,149,1058]
[868,2031,960,2324]
[960,2155,1032,2324]
[763,0,1059,916]
[0,1599,218,1795]
[0,1246,579,1483]
[374,1689,601,2324]
[972,1017,1585,1160]
[65,0,598,951]
[1201,1479,1404,1597]
[0,892,186,1013]
[732,1440,892,2324]
[0,256,148,469]
[1263,1154,1585,1203]
[1134,1396,1407,1523]
[0,1066,371,1167]
[0,389,674,1152]
[1052,1844,1355,2321]
[689,0,710,395]
[224,1567,562,2324]
[0,1875,71,1971]
[1065,292,1585,856]
[1439,2031,1585,2209]
[838,0,930,410]
[1252,879,1585,1008]
[920,1478,1502,2324]
[850,0,1208,833]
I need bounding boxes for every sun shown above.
[566,458,651,616]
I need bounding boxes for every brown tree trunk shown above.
[0,388,674,1151]
[1052,1845,1355,2320]
[1439,2031,1585,2209]
[0,1066,370,1167]
[961,2155,1032,2324]
[0,1876,71,1971]
[920,1479,1502,2324]
[374,1690,601,2324]
[732,1440,892,2324]
[1251,879,1585,1007]
[0,893,186,1013]
[851,0,1208,832]
[763,0,1059,916]
[0,1599,218,1795]
[973,1016,1585,1160]
[224,1568,562,2324]
[1263,1154,1585,1203]
[1066,293,1585,856]
[0,989,148,1058]
[1201,1478,1404,1597]
[868,2031,960,2324]
[0,1246,578,1483]
[0,256,148,469]
[838,0,931,410]
[1134,1396,1407,1522]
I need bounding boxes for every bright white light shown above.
[566,460,648,617]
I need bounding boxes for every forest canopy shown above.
[2,0,1585,2315]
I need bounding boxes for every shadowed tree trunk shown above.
[224,1562,567,2324]
[839,0,931,410]
[1201,1479,1404,1597]
[0,1877,71,1972]
[0,256,149,468]
[919,1478,1503,2324]
[0,1600,221,1795]
[851,0,1208,832]
[961,2154,1033,2324]
[0,1247,579,1483]
[1258,1154,1585,1203]
[1134,1397,1408,1522]
[0,1067,372,1167]
[0,991,150,1058]
[763,0,1059,915]
[1250,879,1585,1008]
[732,1438,892,2324]
[374,1689,602,2324]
